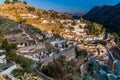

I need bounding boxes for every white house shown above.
[42,20,48,24]
[51,20,55,23]
[45,33,53,38]
[36,34,43,40]
[60,20,66,24]
[0,50,7,64]
[50,39,66,47]
[17,43,25,48]
[18,50,39,61]
[79,23,86,28]
[20,14,39,19]
[62,32,75,40]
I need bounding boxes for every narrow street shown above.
[18,24,33,40]
[18,24,38,44]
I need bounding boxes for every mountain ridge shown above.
[83,2,120,36]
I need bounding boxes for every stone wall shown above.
[41,46,76,67]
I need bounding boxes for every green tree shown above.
[0,30,4,44]
[23,1,27,4]
[113,32,120,45]
[16,55,33,70]
[86,22,105,36]
[79,25,83,28]
[2,39,8,50]
[13,0,18,2]
[12,69,25,77]
[16,12,22,22]
[4,0,10,4]
[27,7,35,12]
[72,21,76,26]
[69,26,74,31]
[2,40,17,51]
[75,47,88,58]
[6,49,17,61]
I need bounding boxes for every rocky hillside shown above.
[0,2,73,34]
[83,3,120,36]
[0,2,72,20]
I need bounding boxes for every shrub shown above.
[23,1,27,4]
[27,7,35,12]
[4,0,10,4]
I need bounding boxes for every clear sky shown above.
[0,0,120,13]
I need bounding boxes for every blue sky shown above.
[0,0,120,13]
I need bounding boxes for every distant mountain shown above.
[83,3,120,36]
[73,13,84,17]
[72,13,84,19]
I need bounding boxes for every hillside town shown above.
[0,1,120,80]
[1,16,120,80]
